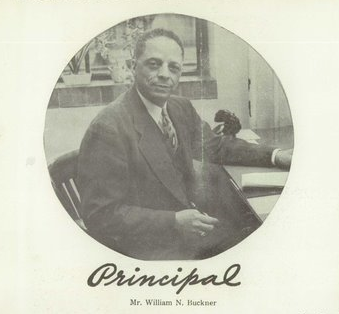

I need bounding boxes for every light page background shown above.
[1,0,339,313]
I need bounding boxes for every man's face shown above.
[134,36,183,106]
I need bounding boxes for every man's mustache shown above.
[149,82,175,89]
[153,84,172,88]
[148,78,174,88]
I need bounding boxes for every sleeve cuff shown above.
[271,148,282,166]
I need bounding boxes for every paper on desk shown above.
[245,139,259,144]
[242,172,289,188]
[236,129,260,140]
[248,194,280,220]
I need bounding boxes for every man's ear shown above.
[130,59,137,75]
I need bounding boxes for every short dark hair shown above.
[134,28,185,59]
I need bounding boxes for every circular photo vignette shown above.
[44,13,294,260]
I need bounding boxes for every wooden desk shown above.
[224,165,287,220]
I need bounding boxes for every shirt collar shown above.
[137,89,167,125]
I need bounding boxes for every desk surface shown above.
[224,165,288,221]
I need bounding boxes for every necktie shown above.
[160,107,178,152]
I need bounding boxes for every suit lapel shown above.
[126,88,189,206]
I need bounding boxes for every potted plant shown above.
[62,41,92,86]
[98,17,154,84]
[93,28,135,83]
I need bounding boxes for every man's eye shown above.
[147,60,160,69]
[169,64,181,73]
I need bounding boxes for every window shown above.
[61,14,209,83]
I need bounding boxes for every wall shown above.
[203,23,292,130]
[206,23,251,127]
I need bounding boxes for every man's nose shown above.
[157,63,170,79]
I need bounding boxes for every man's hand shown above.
[175,209,219,238]
[274,149,293,169]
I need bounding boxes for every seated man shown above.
[77,28,292,260]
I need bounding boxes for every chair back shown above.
[48,150,86,230]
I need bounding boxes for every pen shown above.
[190,201,209,216]
[190,201,208,237]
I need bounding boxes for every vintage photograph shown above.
[44,13,294,260]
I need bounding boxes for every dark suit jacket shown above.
[77,86,274,260]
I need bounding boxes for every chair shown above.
[48,149,87,230]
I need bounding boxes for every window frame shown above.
[60,18,210,83]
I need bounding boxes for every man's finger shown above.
[194,221,215,232]
[197,213,219,225]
